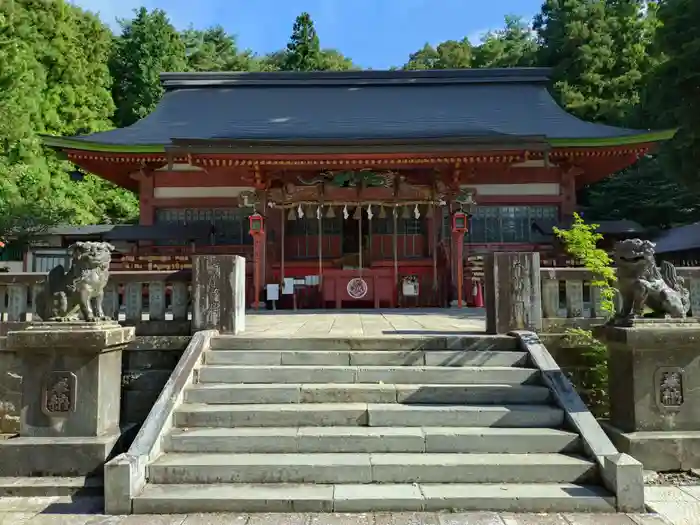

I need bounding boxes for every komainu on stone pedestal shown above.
[612,238,690,324]
[35,241,115,322]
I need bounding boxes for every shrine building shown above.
[42,68,674,309]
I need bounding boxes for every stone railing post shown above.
[484,252,542,334]
[192,255,245,334]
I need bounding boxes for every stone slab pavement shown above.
[0,496,682,525]
[240,309,487,337]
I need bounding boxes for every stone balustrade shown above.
[0,271,192,335]
[539,267,700,330]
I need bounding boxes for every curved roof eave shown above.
[41,129,678,154]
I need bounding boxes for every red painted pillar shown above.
[252,232,266,310]
[454,232,465,308]
[138,171,155,226]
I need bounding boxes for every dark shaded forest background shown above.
[1,0,699,237]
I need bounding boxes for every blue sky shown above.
[71,0,543,69]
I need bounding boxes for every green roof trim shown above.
[549,128,677,147]
[41,128,677,155]
[41,135,166,153]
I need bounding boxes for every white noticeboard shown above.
[282,277,295,295]
[402,277,419,297]
[266,284,280,301]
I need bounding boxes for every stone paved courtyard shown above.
[240,309,487,337]
[0,491,697,525]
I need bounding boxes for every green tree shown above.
[645,0,700,190]
[553,212,617,315]
[534,0,652,125]
[581,156,700,229]
[553,212,615,416]
[318,49,358,71]
[0,161,71,242]
[403,39,473,70]
[0,0,138,231]
[110,8,188,128]
[0,3,46,162]
[263,48,357,71]
[182,26,259,72]
[472,15,539,68]
[281,12,323,71]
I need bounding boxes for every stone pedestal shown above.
[192,255,245,334]
[484,252,542,334]
[595,320,700,471]
[0,321,134,476]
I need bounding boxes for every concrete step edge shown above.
[167,426,581,438]
[204,349,529,366]
[149,451,596,467]
[206,349,528,354]
[186,383,548,391]
[133,482,615,513]
[0,476,103,497]
[198,365,534,371]
[163,426,583,454]
[183,383,552,403]
[175,402,560,412]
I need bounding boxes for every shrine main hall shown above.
[43,68,673,309]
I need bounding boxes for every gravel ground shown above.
[645,470,700,486]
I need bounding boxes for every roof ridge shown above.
[159,68,552,90]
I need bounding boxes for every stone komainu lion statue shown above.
[35,241,115,322]
[612,238,690,323]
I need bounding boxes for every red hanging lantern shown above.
[452,211,469,233]
[248,213,265,237]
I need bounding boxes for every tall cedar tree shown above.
[182,26,260,72]
[649,0,700,190]
[403,15,537,70]
[110,8,188,128]
[535,0,652,126]
[472,16,539,68]
[281,12,323,71]
[534,0,619,123]
[403,40,473,70]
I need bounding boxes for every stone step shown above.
[134,482,616,513]
[204,349,529,367]
[184,383,552,405]
[164,426,582,454]
[196,365,539,385]
[0,476,103,497]
[147,452,598,484]
[209,335,519,352]
[173,403,565,428]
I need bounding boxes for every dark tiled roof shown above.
[654,222,700,254]
[64,68,655,146]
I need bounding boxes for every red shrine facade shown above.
[44,68,674,309]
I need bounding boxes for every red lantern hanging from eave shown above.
[452,211,469,234]
[248,213,265,237]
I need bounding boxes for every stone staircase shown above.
[133,335,616,513]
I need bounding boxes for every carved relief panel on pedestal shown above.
[655,367,684,410]
[41,371,77,417]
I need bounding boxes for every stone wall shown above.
[121,336,190,426]
[0,344,20,434]
[540,333,609,417]
[0,335,191,434]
